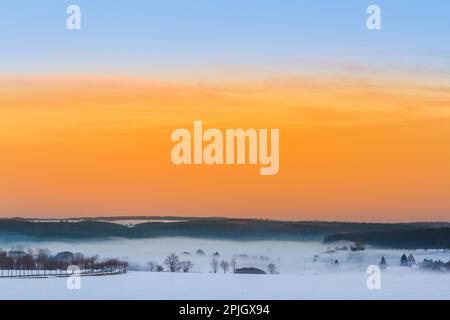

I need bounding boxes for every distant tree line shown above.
[324,228,450,249]
[419,259,450,272]
[2,219,448,242]
[378,254,450,272]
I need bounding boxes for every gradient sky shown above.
[1,1,450,221]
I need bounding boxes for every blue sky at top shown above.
[0,0,449,78]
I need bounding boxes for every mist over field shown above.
[0,236,449,300]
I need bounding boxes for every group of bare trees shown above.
[211,257,237,273]
[0,248,128,277]
[151,253,241,274]
[148,253,197,273]
[211,257,277,274]
[156,253,193,273]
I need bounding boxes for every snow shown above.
[0,270,448,300]
[0,238,449,299]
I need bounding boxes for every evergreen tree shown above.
[400,254,408,266]
[380,256,387,270]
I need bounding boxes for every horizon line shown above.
[1,215,449,225]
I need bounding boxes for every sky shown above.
[0,1,450,221]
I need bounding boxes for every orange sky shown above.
[1,74,450,221]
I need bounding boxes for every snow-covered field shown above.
[0,238,449,299]
[1,269,449,300]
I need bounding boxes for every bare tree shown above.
[164,253,181,272]
[267,263,277,274]
[148,261,164,272]
[0,249,6,277]
[87,255,98,272]
[180,260,193,273]
[148,261,158,272]
[22,254,34,276]
[211,257,219,273]
[220,260,229,273]
[36,248,50,276]
[73,252,85,273]
[230,257,237,273]
[3,255,13,277]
